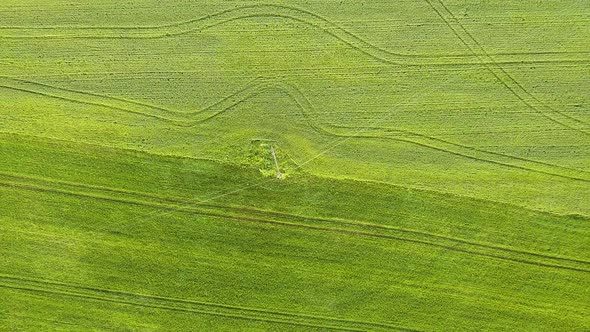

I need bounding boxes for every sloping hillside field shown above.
[1,1,589,331]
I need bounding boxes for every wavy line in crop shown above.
[1,173,589,273]
[2,75,588,183]
[0,275,414,331]
[1,76,587,181]
[424,0,590,136]
[0,76,272,125]
[1,3,587,135]
[0,4,587,67]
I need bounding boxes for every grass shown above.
[0,0,589,330]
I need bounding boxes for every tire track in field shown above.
[424,0,590,137]
[4,232,589,325]
[3,129,582,220]
[2,3,587,137]
[0,4,587,67]
[0,275,413,332]
[0,75,272,126]
[277,81,590,183]
[329,124,590,180]
[1,76,588,183]
[3,314,82,328]
[5,216,589,320]
[1,172,589,273]
[6,169,589,267]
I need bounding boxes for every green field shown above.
[1,0,589,331]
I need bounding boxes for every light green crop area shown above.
[0,1,589,331]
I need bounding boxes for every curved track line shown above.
[424,0,590,136]
[331,124,590,178]
[0,4,587,67]
[1,173,589,273]
[0,275,412,331]
[1,76,589,182]
[276,80,590,182]
[0,76,271,125]
[1,3,587,135]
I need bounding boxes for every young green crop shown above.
[0,0,588,330]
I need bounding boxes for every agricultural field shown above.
[0,0,589,331]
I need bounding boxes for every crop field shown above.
[0,0,589,331]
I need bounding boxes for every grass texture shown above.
[0,0,589,331]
